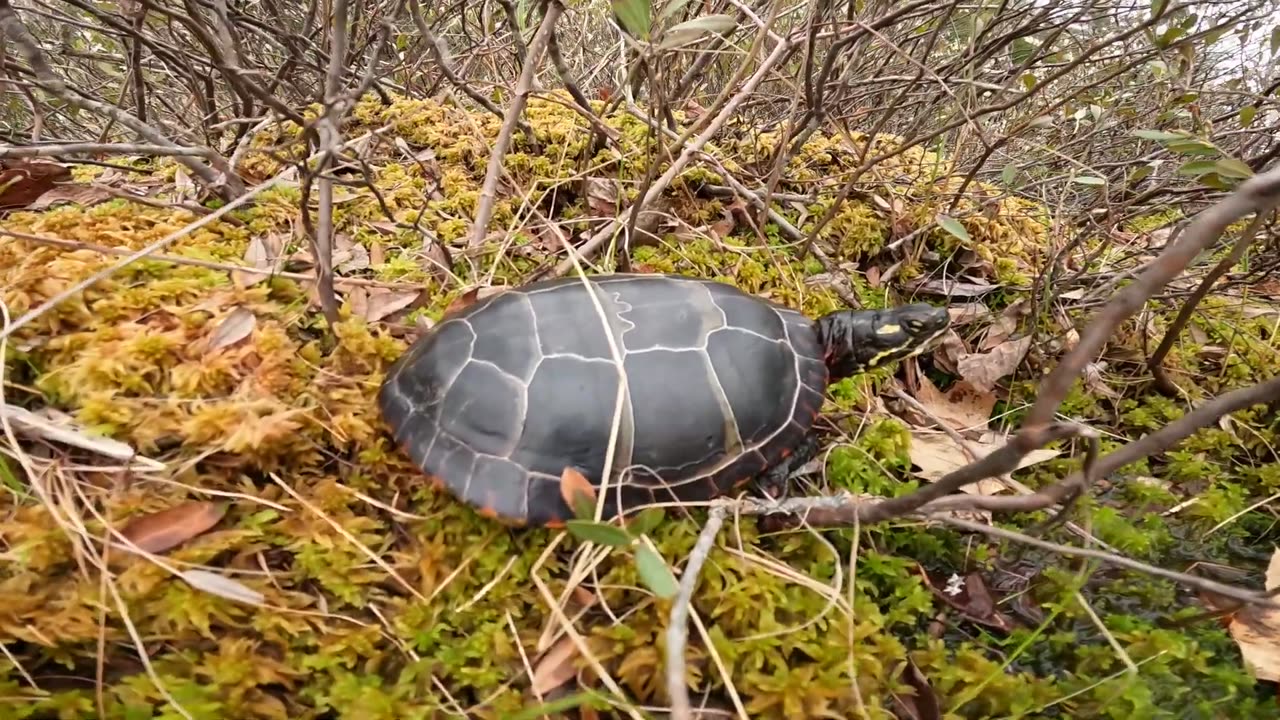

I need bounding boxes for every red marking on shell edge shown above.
[477,505,500,519]
[543,518,566,529]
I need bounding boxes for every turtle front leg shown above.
[753,433,821,501]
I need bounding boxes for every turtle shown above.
[377,272,950,527]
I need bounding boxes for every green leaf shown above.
[1001,163,1018,186]
[1166,139,1221,156]
[1151,0,1168,17]
[1127,164,1154,185]
[611,0,652,39]
[935,214,970,242]
[1240,106,1257,128]
[1072,176,1107,186]
[633,543,679,598]
[1271,25,1280,55]
[658,13,738,49]
[627,507,666,537]
[658,0,693,23]
[1177,160,1219,176]
[1156,26,1186,47]
[565,519,633,547]
[1011,37,1038,65]
[1133,129,1188,141]
[1212,158,1254,179]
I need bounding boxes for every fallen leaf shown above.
[179,569,265,605]
[208,307,257,351]
[956,336,1033,392]
[906,430,1060,495]
[560,467,598,519]
[445,286,504,316]
[910,277,997,298]
[1228,547,1280,682]
[1082,362,1121,399]
[25,183,115,210]
[929,330,967,375]
[865,265,882,288]
[363,289,421,322]
[979,314,1019,351]
[708,205,736,240]
[0,160,72,210]
[947,302,991,325]
[119,501,227,554]
[583,177,619,216]
[914,375,996,435]
[929,570,1017,632]
[530,635,580,697]
[890,657,941,720]
[172,167,194,202]
[333,234,370,273]
[369,240,385,266]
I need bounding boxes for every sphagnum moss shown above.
[1,92,1275,719]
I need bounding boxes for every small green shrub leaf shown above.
[566,520,633,547]
[1240,106,1257,128]
[658,14,737,49]
[935,214,970,242]
[1213,158,1254,179]
[627,507,666,537]
[1072,175,1107,186]
[1177,160,1219,177]
[634,543,679,598]
[1133,129,1187,141]
[611,0,651,39]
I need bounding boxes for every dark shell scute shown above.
[529,284,614,359]
[705,327,798,445]
[625,348,730,474]
[705,283,786,340]
[438,362,527,458]
[469,455,529,519]
[611,277,723,351]
[511,355,623,480]
[470,294,542,382]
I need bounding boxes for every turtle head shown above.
[816,303,950,379]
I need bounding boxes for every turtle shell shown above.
[377,273,829,526]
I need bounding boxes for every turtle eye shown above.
[904,318,923,332]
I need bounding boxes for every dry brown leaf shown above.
[708,205,736,240]
[947,302,991,325]
[119,501,227,554]
[956,336,1033,392]
[346,286,369,319]
[208,307,257,351]
[979,314,1019,351]
[914,375,995,435]
[584,177,619,216]
[0,160,72,209]
[907,430,1061,495]
[560,466,597,517]
[369,240,385,267]
[445,286,504,316]
[1228,547,1280,682]
[930,330,967,375]
[26,183,116,210]
[865,265,882,288]
[530,635,580,697]
[364,289,420,323]
[1082,362,1120,399]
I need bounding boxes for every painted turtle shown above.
[378,273,949,526]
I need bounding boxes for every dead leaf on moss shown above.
[26,182,116,210]
[956,336,1033,392]
[890,657,940,720]
[929,329,967,375]
[560,466,597,518]
[208,307,257,351]
[584,177,619,216]
[333,234,370,273]
[364,289,421,323]
[930,570,1017,632]
[948,302,991,325]
[1227,547,1280,682]
[531,634,580,697]
[119,501,227,554]
[180,569,265,605]
[1082,362,1121,399]
[369,240,385,266]
[907,430,1060,495]
[0,160,72,209]
[234,234,281,287]
[914,375,995,434]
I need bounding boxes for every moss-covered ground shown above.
[2,93,1278,719]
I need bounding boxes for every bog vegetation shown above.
[1,0,1280,718]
